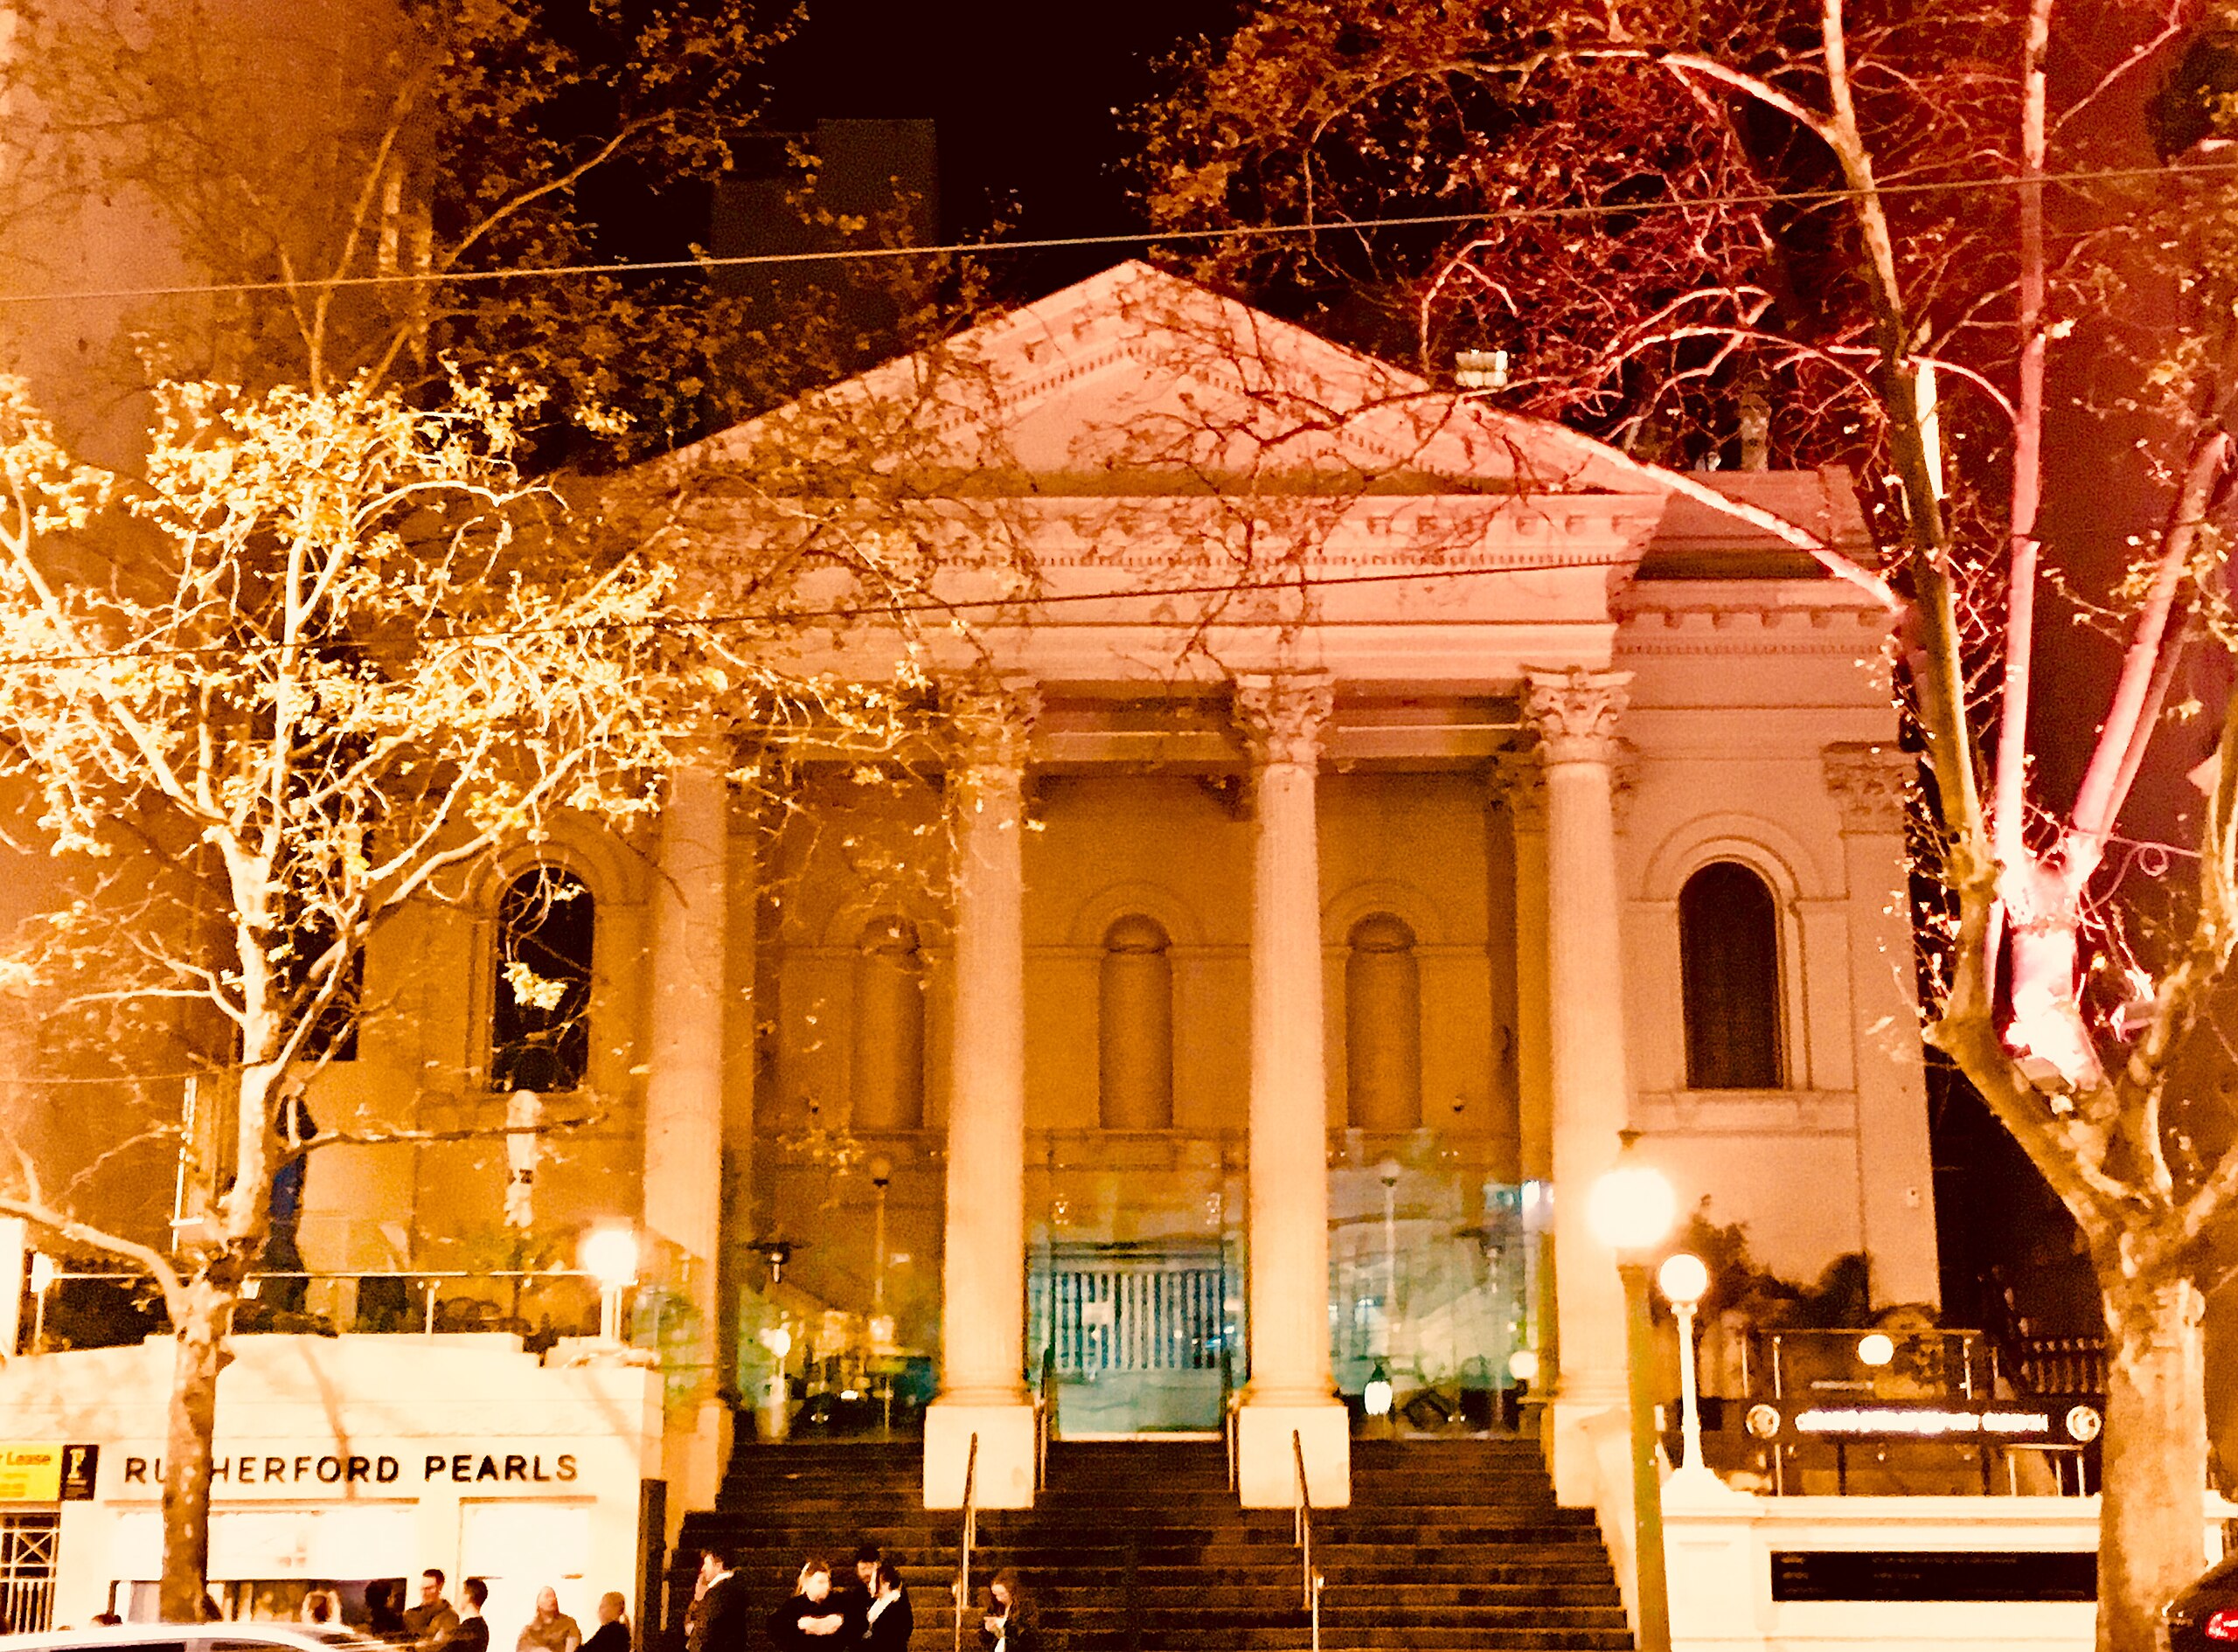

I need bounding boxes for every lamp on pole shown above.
[580,1225,638,1343]
[1587,1131,1677,1652]
[1658,1252,1726,1500]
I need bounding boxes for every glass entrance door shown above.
[1028,1131,1244,1435]
[1034,1240,1234,1432]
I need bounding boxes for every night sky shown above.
[768,0,1218,294]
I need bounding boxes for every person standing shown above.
[451,1581,490,1652]
[692,1551,750,1652]
[367,1581,407,1642]
[405,1571,459,1652]
[518,1587,581,1652]
[977,1572,1032,1652]
[858,1563,910,1652]
[261,1087,317,1313]
[766,1560,846,1652]
[580,1593,629,1652]
[839,1546,881,1631]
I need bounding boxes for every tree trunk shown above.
[158,1279,231,1622]
[2098,1273,2207,1652]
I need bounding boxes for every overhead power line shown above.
[0,159,2217,309]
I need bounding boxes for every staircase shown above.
[671,1435,1631,1652]
[1319,1440,1632,1651]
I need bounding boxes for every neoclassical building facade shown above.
[134,261,1934,1524]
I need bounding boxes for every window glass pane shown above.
[1678,862,1782,1089]
[491,870,594,1092]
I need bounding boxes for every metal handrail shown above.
[955,1432,980,1652]
[1224,1389,1242,1493]
[1035,1346,1057,1490]
[1291,1430,1321,1652]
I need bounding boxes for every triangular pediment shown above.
[692,261,1656,495]
[675,261,1878,588]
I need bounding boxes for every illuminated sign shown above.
[1797,1407,2051,1439]
[1747,1401,2103,1443]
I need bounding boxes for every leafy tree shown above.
[1146,4,2238,1648]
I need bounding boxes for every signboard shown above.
[59,1443,97,1501]
[0,1442,64,1503]
[1772,1550,2096,1602]
[112,1446,582,1495]
[1743,1399,2102,1445]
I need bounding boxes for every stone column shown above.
[1234,672,1350,1509]
[1491,753,1553,1185]
[1491,752,1556,1419]
[1526,667,1634,1508]
[645,758,731,1515]
[924,680,1039,1510]
[1823,741,1941,1306]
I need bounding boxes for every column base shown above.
[661,1398,733,1531]
[1546,1391,1623,1508]
[1236,1400,1350,1509]
[924,1399,1038,1510]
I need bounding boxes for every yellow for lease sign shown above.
[0,1443,64,1502]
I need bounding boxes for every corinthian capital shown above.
[1822,740,1914,835]
[1234,672,1334,770]
[1524,668,1630,766]
[948,677,1040,774]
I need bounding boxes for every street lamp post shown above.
[1658,1252,1726,1499]
[580,1225,639,1344]
[1587,1132,1677,1652]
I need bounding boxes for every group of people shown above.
[690,1546,1033,1652]
[342,1570,631,1652]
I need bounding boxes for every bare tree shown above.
[1143,3,2238,1646]
[0,365,934,1614]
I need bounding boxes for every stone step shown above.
[676,1434,1631,1652]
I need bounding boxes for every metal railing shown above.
[954,1432,979,1652]
[21,1267,612,1351]
[1291,1430,1322,1652]
[1034,1347,1056,1490]
[1220,1350,1240,1491]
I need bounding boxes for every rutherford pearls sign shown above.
[108,1446,583,1496]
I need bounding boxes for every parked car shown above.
[1,1628,386,1652]
[2165,1554,2238,1648]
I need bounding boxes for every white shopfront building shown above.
[0,1337,660,1635]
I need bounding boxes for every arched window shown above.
[490,869,594,1093]
[1678,861,1783,1089]
[1100,914,1173,1129]
[851,915,926,1130]
[1346,913,1422,1131]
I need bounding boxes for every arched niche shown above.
[1100,913,1175,1130]
[1346,912,1422,1131]
[1678,861,1784,1088]
[851,914,926,1130]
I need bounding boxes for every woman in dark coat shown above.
[768,1560,848,1652]
[858,1564,910,1652]
[581,1593,630,1652]
[977,1572,1032,1652]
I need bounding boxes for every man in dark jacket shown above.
[451,1579,490,1652]
[692,1551,752,1652]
